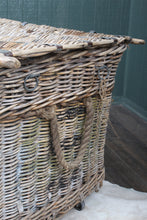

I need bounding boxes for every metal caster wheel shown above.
[74,201,85,211]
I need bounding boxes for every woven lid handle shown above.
[0,50,21,69]
[130,38,145,45]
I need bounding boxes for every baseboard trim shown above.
[112,96,147,121]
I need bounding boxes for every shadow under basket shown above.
[0,18,144,220]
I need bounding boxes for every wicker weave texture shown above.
[0,18,144,220]
[0,95,111,219]
[0,45,127,120]
[0,18,144,59]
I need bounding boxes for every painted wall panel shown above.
[7,0,23,21]
[124,0,147,115]
[0,0,8,18]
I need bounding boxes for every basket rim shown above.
[0,18,145,59]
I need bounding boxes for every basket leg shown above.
[95,185,99,192]
[95,179,104,192]
[95,182,100,192]
[100,180,103,188]
[74,201,85,211]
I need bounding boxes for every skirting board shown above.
[112,96,147,121]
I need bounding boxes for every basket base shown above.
[21,170,105,220]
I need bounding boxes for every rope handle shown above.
[95,64,111,99]
[35,97,94,170]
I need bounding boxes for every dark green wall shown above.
[0,0,146,118]
[124,0,147,118]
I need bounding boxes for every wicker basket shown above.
[0,19,144,220]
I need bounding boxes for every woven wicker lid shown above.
[0,18,145,60]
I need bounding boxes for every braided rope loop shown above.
[42,97,94,170]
